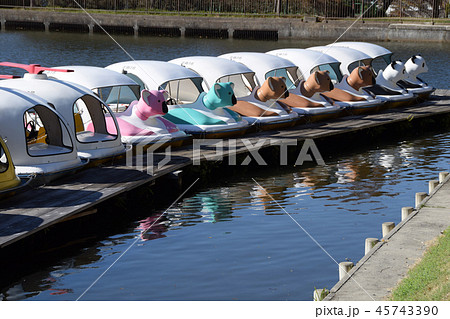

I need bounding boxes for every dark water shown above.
[0,30,449,301]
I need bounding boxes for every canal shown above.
[0,30,449,301]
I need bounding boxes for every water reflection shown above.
[2,132,450,300]
[136,214,169,241]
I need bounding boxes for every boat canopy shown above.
[45,66,141,111]
[266,48,343,83]
[169,56,258,98]
[170,56,255,87]
[106,60,206,104]
[307,46,373,76]
[330,42,393,62]
[0,87,81,173]
[45,66,139,90]
[0,77,124,160]
[219,52,302,90]
[106,60,203,90]
[329,42,393,75]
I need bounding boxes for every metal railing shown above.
[1,1,449,19]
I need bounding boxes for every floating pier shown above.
[323,170,450,301]
[0,89,449,251]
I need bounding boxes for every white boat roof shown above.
[0,86,51,117]
[307,46,373,75]
[106,60,203,90]
[169,56,255,88]
[44,66,138,90]
[329,42,392,60]
[218,52,297,83]
[0,87,77,164]
[0,77,106,126]
[266,48,340,78]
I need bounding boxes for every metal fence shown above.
[1,1,449,19]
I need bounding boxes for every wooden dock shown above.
[0,89,449,250]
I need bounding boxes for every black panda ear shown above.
[411,55,417,63]
[391,61,397,67]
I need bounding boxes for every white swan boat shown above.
[219,52,346,122]
[106,60,249,139]
[169,56,300,130]
[45,66,191,148]
[267,48,385,115]
[0,62,126,163]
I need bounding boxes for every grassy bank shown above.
[389,227,450,301]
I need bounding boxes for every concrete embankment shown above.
[323,172,450,301]
[0,9,449,42]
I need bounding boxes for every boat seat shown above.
[77,131,117,143]
[363,85,403,96]
[74,112,85,132]
[27,143,71,156]
[397,80,423,89]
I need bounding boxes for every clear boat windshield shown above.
[311,62,343,84]
[95,85,140,113]
[160,78,204,104]
[217,72,257,98]
[264,67,302,90]
[371,53,393,75]
[347,59,373,75]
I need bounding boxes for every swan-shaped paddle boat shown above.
[219,52,346,122]
[45,66,190,148]
[0,62,126,163]
[106,60,249,138]
[267,48,385,115]
[310,45,416,108]
[0,87,85,183]
[169,56,300,130]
